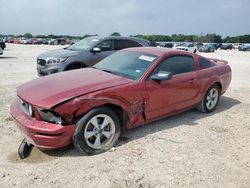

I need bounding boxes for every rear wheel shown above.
[196,84,220,113]
[73,107,121,154]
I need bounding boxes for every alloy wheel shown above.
[206,88,219,110]
[84,114,115,149]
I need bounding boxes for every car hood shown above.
[37,48,82,59]
[17,68,132,108]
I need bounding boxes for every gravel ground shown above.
[0,44,250,188]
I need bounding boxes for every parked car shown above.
[220,44,233,50]
[19,38,29,44]
[164,42,174,48]
[0,41,5,55]
[195,42,203,49]
[37,36,151,76]
[199,44,216,52]
[11,47,232,156]
[0,41,6,50]
[174,43,197,53]
[238,44,250,51]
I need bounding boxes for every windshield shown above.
[94,51,158,80]
[67,37,100,51]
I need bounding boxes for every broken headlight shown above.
[20,99,34,117]
[39,109,63,124]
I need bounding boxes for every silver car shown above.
[37,36,150,76]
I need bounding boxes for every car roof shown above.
[122,47,189,57]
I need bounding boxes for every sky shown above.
[0,0,249,37]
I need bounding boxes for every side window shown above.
[199,57,213,69]
[114,40,142,50]
[153,56,194,75]
[96,40,112,51]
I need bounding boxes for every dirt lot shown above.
[0,44,250,188]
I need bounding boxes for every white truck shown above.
[174,43,197,53]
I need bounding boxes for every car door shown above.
[87,40,115,66]
[145,55,201,121]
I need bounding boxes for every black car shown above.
[220,44,233,50]
[164,42,174,48]
[0,41,6,50]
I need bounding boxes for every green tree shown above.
[110,32,121,36]
[23,33,33,38]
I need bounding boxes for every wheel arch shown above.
[70,98,132,131]
[214,82,222,93]
[64,61,87,71]
[99,103,129,131]
[198,78,223,103]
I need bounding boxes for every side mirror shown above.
[92,47,101,53]
[151,71,173,82]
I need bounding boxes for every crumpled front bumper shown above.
[10,98,76,149]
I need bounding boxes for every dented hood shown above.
[17,68,131,108]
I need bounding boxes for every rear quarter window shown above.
[153,55,195,75]
[199,57,214,69]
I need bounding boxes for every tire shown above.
[196,84,220,113]
[73,107,121,155]
[66,64,82,71]
[194,49,197,53]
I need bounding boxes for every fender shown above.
[74,95,145,129]
[198,74,222,101]
[55,94,145,129]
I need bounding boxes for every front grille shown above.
[37,58,46,66]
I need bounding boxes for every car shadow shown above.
[37,96,241,158]
[0,56,16,59]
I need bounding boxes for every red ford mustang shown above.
[10,47,232,154]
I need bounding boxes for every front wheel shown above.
[73,107,121,154]
[196,84,220,113]
[65,64,83,71]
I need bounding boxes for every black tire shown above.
[0,42,5,50]
[196,84,220,113]
[65,64,82,71]
[73,107,121,155]
[194,49,197,53]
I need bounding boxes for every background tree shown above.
[23,33,33,38]
[110,32,121,36]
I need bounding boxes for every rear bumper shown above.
[10,98,76,149]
